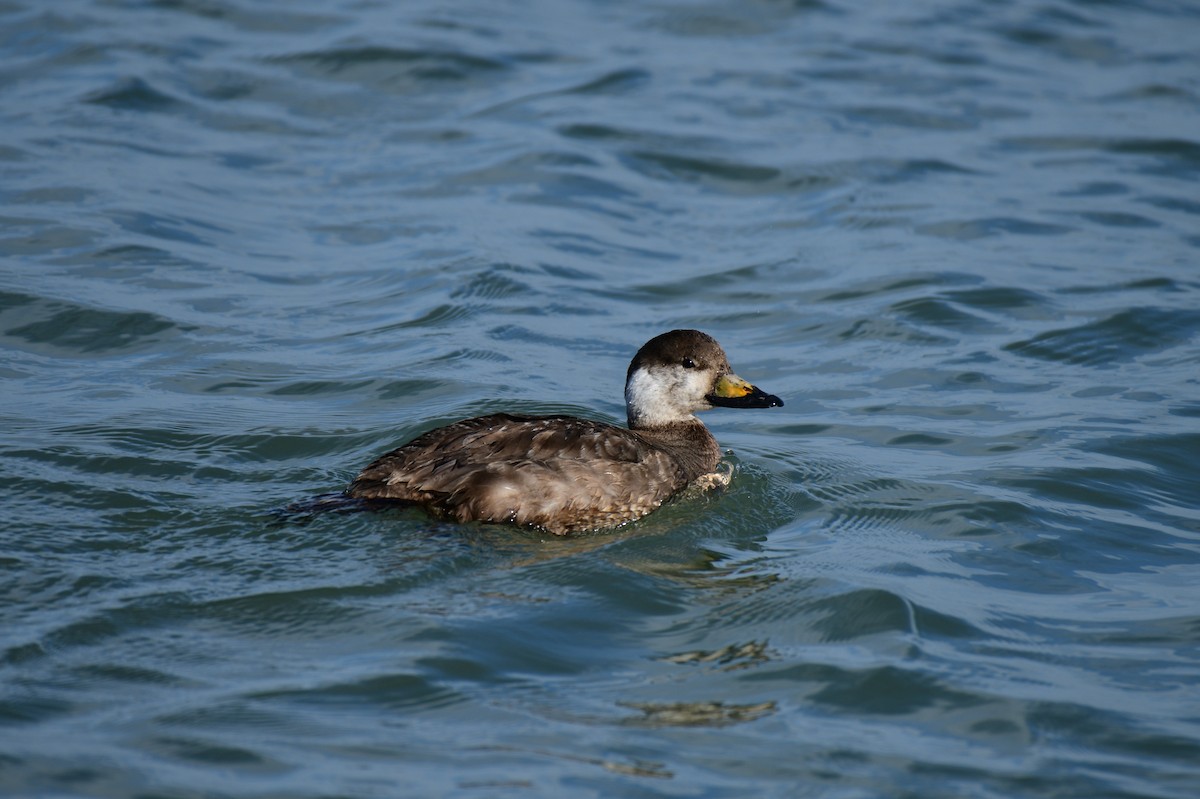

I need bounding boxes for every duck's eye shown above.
[681,357,697,369]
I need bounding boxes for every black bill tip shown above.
[706,385,784,409]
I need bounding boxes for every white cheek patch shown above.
[625,365,710,426]
[681,369,713,402]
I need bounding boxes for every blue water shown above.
[3,1,1199,797]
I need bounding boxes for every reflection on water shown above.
[621,700,778,728]
[2,0,1199,796]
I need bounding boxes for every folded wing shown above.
[347,413,690,533]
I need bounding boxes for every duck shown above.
[346,329,783,534]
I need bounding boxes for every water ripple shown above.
[3,0,1199,796]
[269,46,509,91]
[2,292,179,354]
[1005,307,1200,366]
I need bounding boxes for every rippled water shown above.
[3,1,1199,797]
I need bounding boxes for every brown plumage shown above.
[347,330,783,534]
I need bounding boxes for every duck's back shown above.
[347,413,698,534]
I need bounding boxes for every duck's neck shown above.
[631,419,722,481]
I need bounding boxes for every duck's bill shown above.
[707,373,784,409]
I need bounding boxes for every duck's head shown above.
[624,329,783,429]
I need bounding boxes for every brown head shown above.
[623,329,783,429]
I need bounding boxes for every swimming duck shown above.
[347,329,783,534]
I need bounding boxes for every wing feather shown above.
[347,414,690,533]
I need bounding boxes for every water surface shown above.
[2,1,1199,797]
